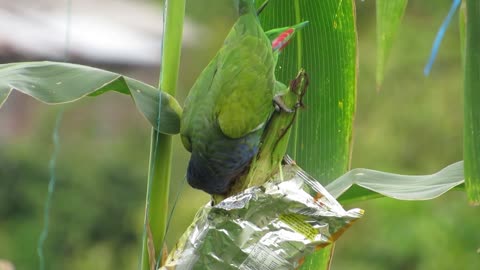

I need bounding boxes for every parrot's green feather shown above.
[216,14,275,138]
[180,51,219,153]
[182,12,275,141]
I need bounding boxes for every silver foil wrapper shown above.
[161,164,363,270]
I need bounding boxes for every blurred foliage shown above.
[0,0,479,270]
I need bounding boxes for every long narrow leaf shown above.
[376,0,408,87]
[464,0,480,205]
[258,0,357,269]
[326,161,465,205]
[0,61,182,135]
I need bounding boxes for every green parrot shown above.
[180,0,307,195]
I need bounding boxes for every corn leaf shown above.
[0,61,182,135]
[326,161,465,205]
[376,0,408,88]
[257,0,357,269]
[464,0,480,205]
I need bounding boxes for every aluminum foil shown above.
[161,164,363,270]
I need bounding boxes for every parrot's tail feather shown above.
[272,28,295,51]
[271,21,309,52]
[266,21,309,51]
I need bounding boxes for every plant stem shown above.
[141,0,186,269]
[464,0,480,205]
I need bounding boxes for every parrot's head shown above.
[187,152,233,195]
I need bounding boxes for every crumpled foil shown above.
[161,164,363,270]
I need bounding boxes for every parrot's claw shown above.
[294,101,304,109]
[273,70,309,113]
[273,95,294,113]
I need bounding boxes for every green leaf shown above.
[0,87,10,108]
[259,0,357,185]
[0,61,182,135]
[326,161,465,205]
[376,0,408,88]
[464,0,480,205]
[258,0,357,269]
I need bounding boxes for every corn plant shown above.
[0,0,476,269]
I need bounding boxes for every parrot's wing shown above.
[180,53,220,152]
[215,25,275,139]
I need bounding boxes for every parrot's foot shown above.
[272,69,309,113]
[273,95,295,113]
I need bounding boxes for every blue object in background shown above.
[424,0,461,76]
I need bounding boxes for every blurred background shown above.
[0,0,479,269]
